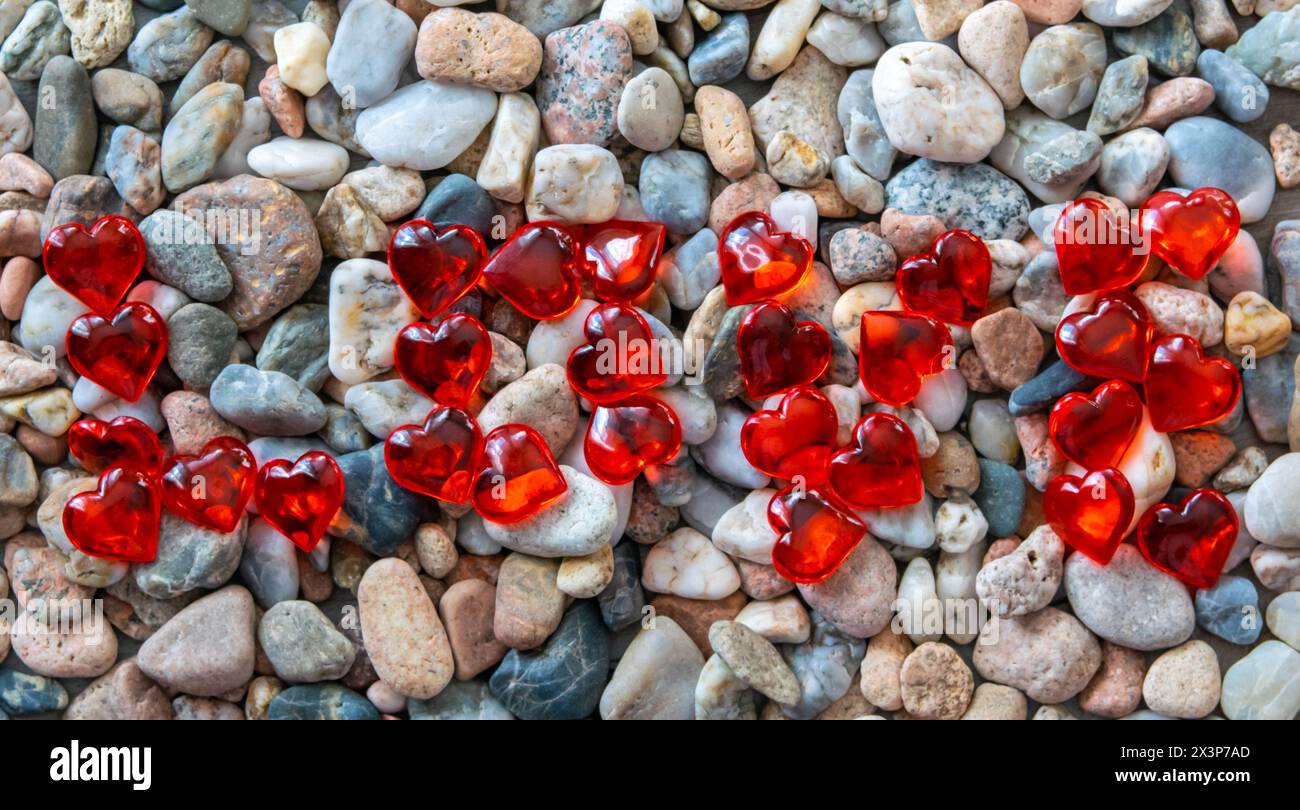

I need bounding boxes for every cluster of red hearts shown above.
[44,216,343,564]
[759,186,1246,592]
[44,186,1246,594]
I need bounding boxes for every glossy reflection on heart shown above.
[67,416,164,475]
[387,220,486,319]
[1136,488,1238,589]
[767,484,867,584]
[717,211,813,305]
[1043,468,1135,565]
[65,301,168,403]
[161,436,257,533]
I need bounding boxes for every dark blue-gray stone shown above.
[687,13,748,86]
[1165,116,1276,223]
[321,404,373,454]
[1196,50,1268,123]
[334,444,429,555]
[409,681,513,720]
[1113,5,1199,78]
[639,149,711,235]
[597,541,645,631]
[1242,333,1299,444]
[1195,575,1261,645]
[139,0,185,9]
[0,670,68,715]
[973,459,1025,537]
[256,303,330,392]
[885,160,1029,241]
[268,684,379,720]
[416,174,494,237]
[1009,359,1098,416]
[489,601,610,720]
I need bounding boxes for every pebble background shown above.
[0,0,1297,720]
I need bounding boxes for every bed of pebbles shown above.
[0,0,1298,720]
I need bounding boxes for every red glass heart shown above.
[1144,334,1241,432]
[737,301,831,400]
[1053,198,1150,295]
[859,310,954,406]
[385,406,484,503]
[393,313,492,408]
[387,220,486,319]
[254,451,345,552]
[483,221,582,320]
[67,416,164,475]
[1048,380,1144,470]
[160,436,256,533]
[1043,468,1135,565]
[566,302,667,404]
[1142,187,1240,281]
[63,466,161,564]
[740,385,838,484]
[767,484,867,584]
[826,412,922,510]
[717,211,813,306]
[472,424,567,524]
[895,229,990,327]
[43,215,145,316]
[1136,488,1237,589]
[584,395,682,485]
[578,220,666,302]
[65,301,168,402]
[1055,289,1154,383]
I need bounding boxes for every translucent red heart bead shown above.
[483,221,582,320]
[740,385,839,484]
[1142,187,1240,281]
[737,301,831,400]
[43,215,146,315]
[717,211,813,305]
[859,310,954,406]
[472,424,567,524]
[1053,198,1150,295]
[63,467,162,564]
[1136,489,1238,589]
[1055,289,1154,383]
[767,484,867,584]
[1048,380,1144,470]
[385,406,483,503]
[67,416,164,475]
[254,451,345,552]
[1144,334,1241,432]
[566,302,666,404]
[895,229,990,326]
[393,313,493,407]
[387,220,486,319]
[584,395,682,485]
[1043,468,1135,565]
[826,412,923,510]
[161,436,257,533]
[65,301,169,402]
[578,220,666,302]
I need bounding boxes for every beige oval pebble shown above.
[358,558,454,700]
